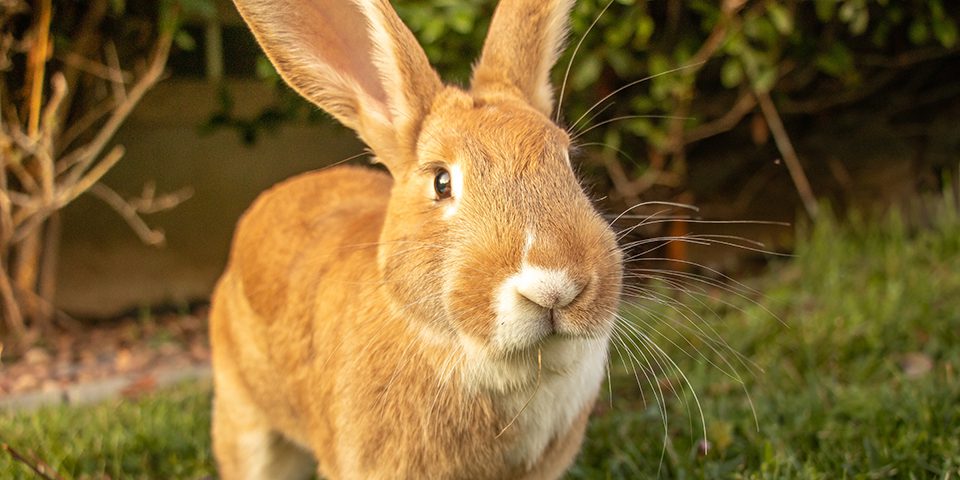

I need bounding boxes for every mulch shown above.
[0,309,210,402]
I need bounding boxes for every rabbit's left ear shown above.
[471,0,575,116]
[233,0,442,165]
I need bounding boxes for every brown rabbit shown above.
[211,0,624,478]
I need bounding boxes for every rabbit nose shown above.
[514,267,585,310]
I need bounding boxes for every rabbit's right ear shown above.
[233,0,442,166]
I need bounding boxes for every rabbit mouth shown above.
[457,330,610,394]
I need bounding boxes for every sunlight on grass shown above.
[0,382,215,479]
[573,191,960,478]
[2,192,959,479]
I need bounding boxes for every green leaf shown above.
[255,56,279,83]
[932,17,958,48]
[720,58,743,88]
[571,52,603,91]
[814,0,836,22]
[850,7,870,36]
[624,118,653,137]
[909,19,930,45]
[174,31,196,51]
[752,66,777,93]
[606,49,635,77]
[767,4,793,35]
[605,20,633,48]
[634,14,655,48]
[176,0,216,20]
[815,43,854,78]
[448,8,475,34]
[421,17,446,43]
[109,0,125,14]
[839,1,857,22]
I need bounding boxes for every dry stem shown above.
[0,442,65,480]
[755,89,818,220]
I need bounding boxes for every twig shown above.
[11,145,124,243]
[0,442,65,480]
[25,0,52,138]
[104,41,126,102]
[604,153,640,206]
[129,182,194,214]
[754,90,818,220]
[38,211,60,324]
[0,265,25,338]
[89,182,166,246]
[57,50,132,83]
[59,30,173,187]
[780,69,898,115]
[56,98,115,156]
[58,0,109,118]
[859,46,960,68]
[662,0,746,174]
[38,73,68,202]
[683,91,756,145]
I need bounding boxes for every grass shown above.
[0,381,214,478]
[2,192,959,479]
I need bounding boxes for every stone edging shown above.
[0,364,212,412]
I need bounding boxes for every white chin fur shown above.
[458,334,610,469]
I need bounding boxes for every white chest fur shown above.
[495,338,609,468]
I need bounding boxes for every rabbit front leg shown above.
[212,366,317,480]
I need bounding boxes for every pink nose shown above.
[514,267,585,309]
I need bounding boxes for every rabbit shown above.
[210,0,624,478]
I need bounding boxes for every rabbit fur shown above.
[211,0,624,478]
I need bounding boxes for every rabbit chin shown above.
[457,332,610,469]
[451,264,615,395]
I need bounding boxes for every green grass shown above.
[0,382,215,479]
[2,193,959,479]
[573,193,960,479]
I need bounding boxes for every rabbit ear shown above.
[234,0,442,164]
[471,0,574,116]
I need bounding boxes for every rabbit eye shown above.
[434,169,452,200]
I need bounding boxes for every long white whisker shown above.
[556,0,616,123]
[571,62,706,130]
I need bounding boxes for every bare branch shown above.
[683,91,757,145]
[0,264,25,338]
[59,31,173,186]
[755,90,818,220]
[129,182,194,214]
[88,183,166,246]
[0,442,65,480]
[56,97,115,157]
[12,145,124,242]
[56,144,125,207]
[104,41,127,102]
[56,50,132,83]
[25,0,52,138]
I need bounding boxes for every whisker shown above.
[495,347,543,439]
[570,102,617,136]
[573,114,696,141]
[571,61,706,130]
[556,0,617,123]
[608,201,700,226]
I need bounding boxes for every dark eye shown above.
[434,169,452,199]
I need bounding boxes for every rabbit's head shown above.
[235,0,623,389]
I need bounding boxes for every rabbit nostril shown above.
[514,268,586,310]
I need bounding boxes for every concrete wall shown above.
[57,79,364,317]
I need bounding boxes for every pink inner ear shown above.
[300,0,390,120]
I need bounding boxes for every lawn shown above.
[2,193,959,479]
